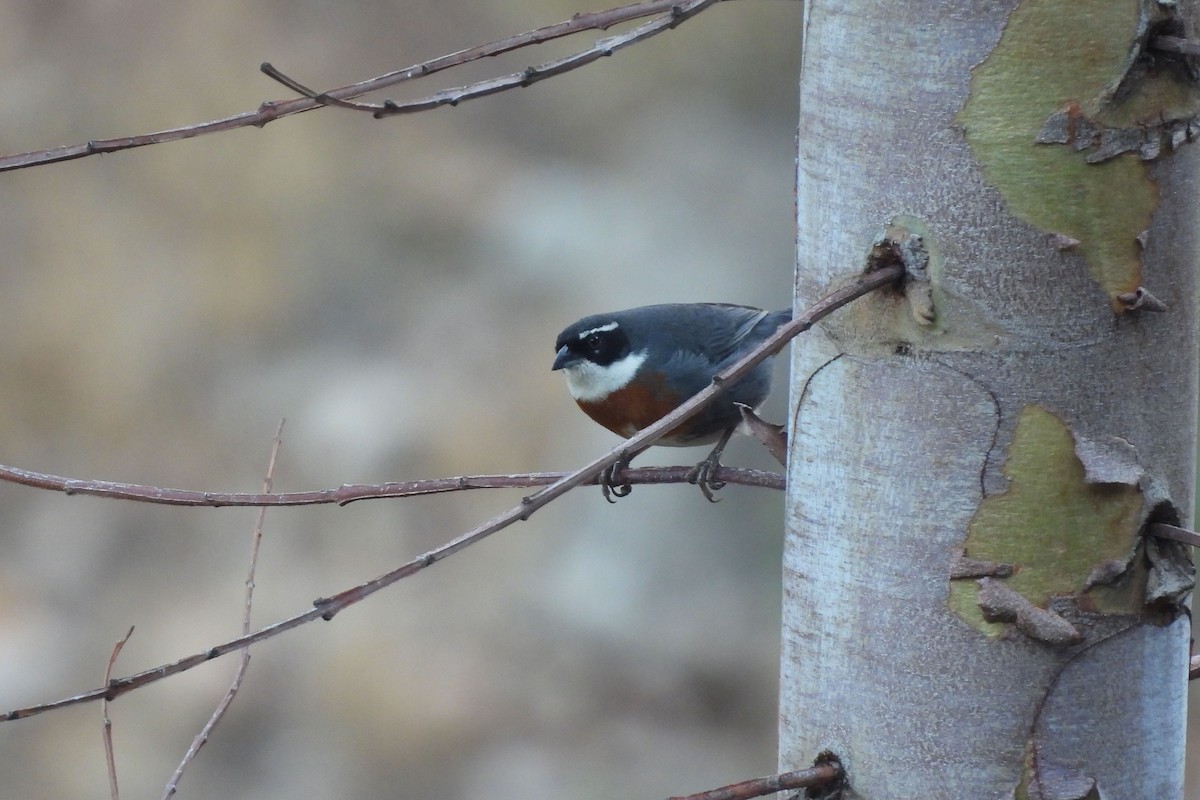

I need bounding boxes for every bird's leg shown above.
[599,448,637,503]
[686,427,735,503]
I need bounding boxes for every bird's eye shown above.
[584,333,604,354]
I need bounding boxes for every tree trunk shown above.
[782,1,1198,797]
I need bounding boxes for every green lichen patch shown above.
[957,0,1157,304]
[949,406,1143,634]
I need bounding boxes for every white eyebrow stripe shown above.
[578,321,618,339]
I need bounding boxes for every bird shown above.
[552,302,791,501]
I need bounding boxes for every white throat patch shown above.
[562,350,647,402]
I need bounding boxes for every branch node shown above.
[518,495,535,520]
[1116,286,1167,313]
[950,552,1014,579]
[374,100,402,119]
[977,577,1082,646]
[869,225,934,327]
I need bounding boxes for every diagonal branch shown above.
[2,264,900,723]
[667,763,841,800]
[0,0,726,173]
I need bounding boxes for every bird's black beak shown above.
[552,345,580,371]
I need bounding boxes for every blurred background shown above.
[0,3,1196,800]
[0,2,801,798]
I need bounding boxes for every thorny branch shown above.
[0,0,726,173]
[1,264,902,724]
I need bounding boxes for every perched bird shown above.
[552,302,791,500]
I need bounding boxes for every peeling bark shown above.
[783,1,1197,797]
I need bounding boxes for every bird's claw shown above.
[599,455,634,503]
[686,452,727,503]
[686,428,734,503]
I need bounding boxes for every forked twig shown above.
[262,0,719,118]
[0,0,727,172]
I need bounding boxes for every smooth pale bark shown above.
[783,1,1197,797]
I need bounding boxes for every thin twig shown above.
[1150,35,1200,57]
[1146,522,1200,548]
[0,464,782,507]
[102,626,136,800]
[667,763,841,800]
[161,421,285,800]
[264,0,719,118]
[2,266,899,723]
[0,0,726,173]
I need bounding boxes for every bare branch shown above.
[264,0,720,118]
[161,422,284,800]
[667,763,841,800]
[102,626,136,800]
[2,266,899,722]
[0,0,725,173]
[0,464,782,507]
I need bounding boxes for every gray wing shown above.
[694,303,792,363]
[655,303,789,395]
[682,303,772,363]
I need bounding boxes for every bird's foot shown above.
[599,452,634,503]
[685,429,734,503]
